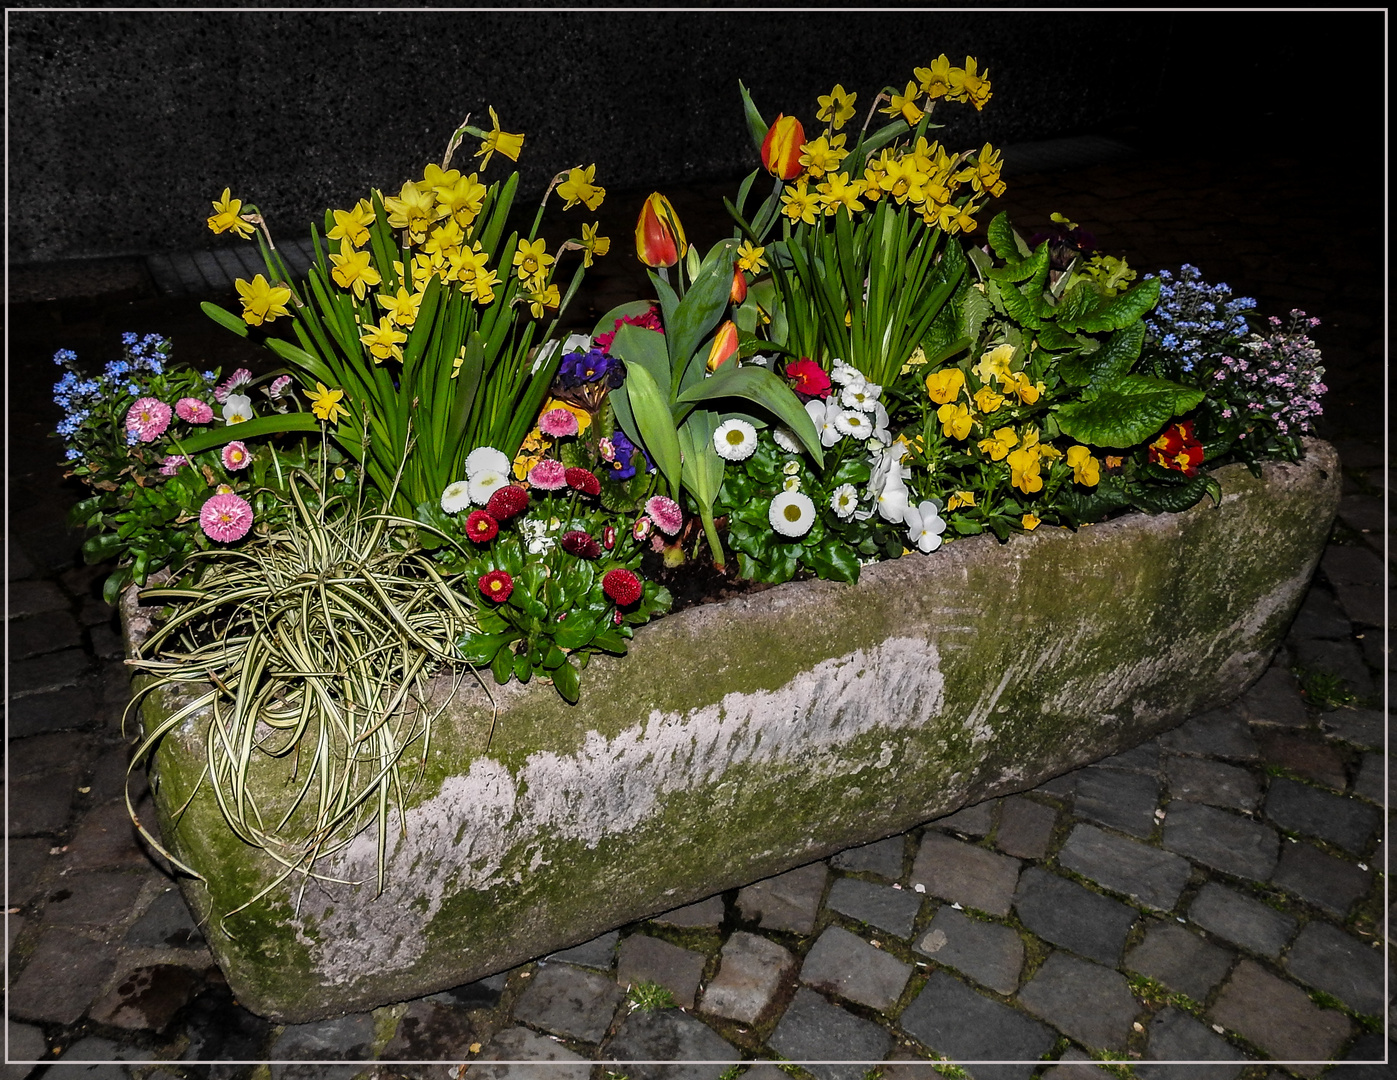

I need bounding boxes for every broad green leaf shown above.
[67,497,102,529]
[1076,277,1161,333]
[804,540,861,583]
[734,167,760,219]
[676,363,824,467]
[589,630,629,654]
[201,301,249,338]
[550,659,580,703]
[458,632,512,667]
[1034,321,1082,355]
[1130,473,1220,514]
[1055,375,1205,448]
[263,336,336,386]
[1053,279,1100,332]
[993,279,1042,330]
[554,615,598,651]
[176,413,320,453]
[665,239,739,388]
[608,323,671,395]
[621,362,683,497]
[987,212,1026,261]
[82,532,122,564]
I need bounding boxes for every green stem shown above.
[698,503,725,569]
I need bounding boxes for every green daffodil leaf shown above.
[1055,375,1205,448]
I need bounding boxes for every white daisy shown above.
[468,468,510,505]
[782,475,802,492]
[840,380,881,412]
[769,490,816,538]
[465,445,510,480]
[713,418,758,461]
[905,500,948,553]
[829,358,861,386]
[833,409,873,439]
[830,484,860,519]
[782,460,801,476]
[440,480,472,514]
[772,426,802,454]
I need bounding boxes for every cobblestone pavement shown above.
[6,140,1389,1077]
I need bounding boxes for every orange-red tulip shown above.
[729,266,747,305]
[706,320,740,372]
[634,192,687,268]
[761,114,805,180]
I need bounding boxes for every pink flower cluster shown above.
[1214,310,1326,436]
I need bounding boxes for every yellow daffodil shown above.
[422,164,461,195]
[1065,445,1102,487]
[557,165,606,211]
[447,243,491,286]
[780,181,821,225]
[579,222,610,268]
[208,188,255,239]
[424,219,464,260]
[307,382,348,425]
[798,134,848,180]
[384,180,436,244]
[937,402,973,441]
[520,282,559,319]
[950,200,981,235]
[978,426,1018,461]
[1007,444,1044,493]
[736,240,767,274]
[513,237,554,282]
[1021,512,1041,531]
[466,266,500,305]
[930,199,961,232]
[817,172,866,216]
[436,173,488,229]
[329,248,381,300]
[236,274,292,326]
[915,55,957,100]
[973,385,1006,414]
[816,84,858,130]
[948,56,992,111]
[947,490,976,511]
[476,106,524,170]
[971,144,1008,198]
[925,367,965,405]
[360,316,407,364]
[377,285,423,328]
[327,199,375,248]
[881,81,925,125]
[974,343,1016,387]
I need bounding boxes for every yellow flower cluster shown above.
[881,56,993,125]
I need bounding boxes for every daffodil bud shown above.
[761,114,805,180]
[634,192,687,268]
[706,321,740,372]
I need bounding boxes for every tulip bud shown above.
[634,192,687,268]
[706,321,740,372]
[730,265,748,305]
[761,114,805,180]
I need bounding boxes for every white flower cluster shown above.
[864,440,947,553]
[440,445,511,512]
[805,359,891,448]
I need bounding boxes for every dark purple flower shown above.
[557,348,615,389]
[607,430,641,480]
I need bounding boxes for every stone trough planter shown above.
[123,441,1339,1022]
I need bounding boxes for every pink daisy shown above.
[527,459,568,491]
[159,454,190,477]
[221,441,252,471]
[645,496,683,536]
[213,368,253,404]
[199,493,254,542]
[538,408,580,438]
[124,397,173,443]
[175,397,214,424]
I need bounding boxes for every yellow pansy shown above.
[327,199,375,248]
[1003,370,1045,404]
[798,134,848,180]
[377,285,423,329]
[937,402,973,441]
[236,274,292,326]
[973,385,1006,415]
[1007,444,1044,493]
[881,81,925,125]
[512,427,551,479]
[307,382,348,425]
[329,248,381,300]
[947,490,976,511]
[1065,445,1101,487]
[208,188,255,239]
[925,367,965,404]
[974,343,1016,387]
[736,240,767,274]
[513,237,554,281]
[780,181,821,225]
[579,222,610,268]
[816,84,858,129]
[1021,512,1041,531]
[360,316,407,364]
[557,165,606,211]
[476,106,524,170]
[978,426,1018,461]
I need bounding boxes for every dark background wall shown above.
[6,6,1383,265]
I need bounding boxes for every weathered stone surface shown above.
[616,933,707,1010]
[9,648,91,697]
[1058,824,1191,912]
[64,799,147,871]
[7,731,91,777]
[913,906,1024,995]
[473,1026,590,1080]
[799,925,912,1012]
[651,895,725,928]
[1017,953,1140,1052]
[768,987,893,1080]
[929,799,997,838]
[53,1036,138,1080]
[1329,1033,1394,1080]
[1239,667,1310,727]
[1283,922,1386,1016]
[737,862,828,935]
[89,964,204,1032]
[1162,802,1278,880]
[7,929,118,1023]
[381,1000,476,1076]
[178,982,273,1065]
[911,832,1020,918]
[126,447,1343,1020]
[1123,921,1233,1003]
[826,877,923,938]
[435,972,507,1009]
[41,870,148,929]
[7,769,79,835]
[1033,772,1077,800]
[1039,1049,1107,1080]
[1073,767,1159,839]
[1287,585,1352,640]
[126,888,204,948]
[1321,709,1384,749]
[995,797,1056,860]
[1270,842,1373,917]
[1209,959,1350,1077]
[1352,752,1385,803]
[7,836,53,907]
[1159,706,1259,760]
[7,683,100,737]
[4,1021,46,1080]
[1164,757,1261,811]
[1137,1007,1246,1080]
[268,1012,376,1080]
[1256,733,1348,790]
[1187,883,1296,958]
[1292,637,1375,695]
[6,579,67,618]
[604,1009,737,1080]
[546,929,619,970]
[9,612,82,660]
[829,835,905,879]
[699,931,794,1024]
[512,962,625,1043]
[899,970,1055,1080]
[1264,779,1379,854]
[1013,868,1137,965]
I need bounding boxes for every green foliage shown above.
[1293,666,1363,711]
[625,980,677,1012]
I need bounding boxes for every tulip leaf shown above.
[665,240,739,389]
[738,80,768,152]
[608,323,670,397]
[262,333,337,387]
[201,301,249,338]
[734,168,760,219]
[676,363,824,468]
[175,413,321,454]
[1055,375,1205,448]
[591,299,658,341]
[620,362,682,498]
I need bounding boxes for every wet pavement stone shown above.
[825,876,922,938]
[545,928,619,970]
[1163,756,1261,811]
[1186,882,1296,958]
[1013,867,1138,965]
[473,1026,591,1080]
[1072,767,1159,839]
[1269,841,1374,916]
[512,962,625,1043]
[651,895,725,928]
[929,799,996,838]
[41,870,149,930]
[1208,959,1351,1077]
[736,861,828,934]
[829,835,905,879]
[1351,751,1385,803]
[899,970,1054,1080]
[268,1012,377,1080]
[913,905,1024,995]
[380,999,477,1078]
[88,963,204,1032]
[1137,1006,1247,1080]
[767,986,893,1080]
[910,831,1020,917]
[1291,637,1376,696]
[994,796,1057,860]
[1097,739,1160,774]
[699,930,794,1024]
[8,683,101,737]
[1320,709,1385,749]
[1287,587,1353,640]
[53,1035,139,1080]
[616,933,707,1010]
[604,1009,736,1080]
[1263,778,1379,854]
[9,648,92,697]
[1017,952,1139,1053]
[178,981,274,1066]
[8,928,118,1024]
[1161,802,1279,880]
[1057,824,1192,912]
[7,836,55,907]
[799,925,912,1011]
[1282,921,1386,1016]
[1122,920,1234,1003]
[125,887,203,948]
[63,799,149,871]
[1158,706,1259,760]
[5,1021,46,1080]
[7,769,80,835]
[9,612,83,660]
[1239,667,1311,728]
[1256,732,1349,790]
